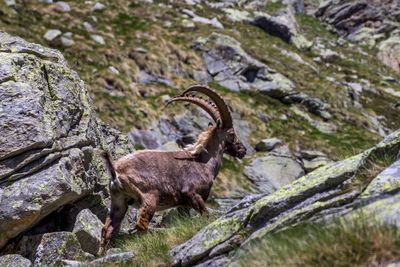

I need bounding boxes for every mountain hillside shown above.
[0,0,399,266]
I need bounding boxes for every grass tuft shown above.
[234,217,400,267]
[114,213,216,267]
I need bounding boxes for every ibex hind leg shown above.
[135,194,158,232]
[100,193,128,255]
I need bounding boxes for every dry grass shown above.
[114,213,216,267]
[234,217,400,267]
[349,154,398,193]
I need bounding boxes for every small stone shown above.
[320,49,340,62]
[300,150,327,160]
[83,22,94,32]
[90,34,105,45]
[43,29,62,41]
[61,32,74,47]
[161,94,171,102]
[55,1,71,12]
[255,138,283,152]
[91,2,105,12]
[0,254,32,267]
[72,209,103,255]
[135,47,147,53]
[279,114,288,121]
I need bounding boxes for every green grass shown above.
[114,213,216,267]
[349,153,399,193]
[234,217,400,267]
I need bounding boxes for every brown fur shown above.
[184,124,216,157]
[99,124,246,254]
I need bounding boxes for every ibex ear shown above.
[216,119,222,129]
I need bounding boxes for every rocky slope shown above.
[171,129,400,266]
[0,0,400,266]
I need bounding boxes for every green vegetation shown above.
[350,153,398,192]
[234,217,400,267]
[115,213,216,267]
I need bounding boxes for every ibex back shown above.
[99,85,246,254]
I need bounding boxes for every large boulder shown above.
[171,129,400,266]
[0,32,131,250]
[244,147,305,193]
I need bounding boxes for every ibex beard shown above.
[99,85,246,255]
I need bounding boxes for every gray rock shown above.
[182,9,224,29]
[4,0,16,7]
[55,1,71,12]
[378,36,400,74]
[250,9,312,50]
[83,22,94,32]
[90,34,105,45]
[72,209,103,255]
[88,251,135,266]
[202,33,295,96]
[43,29,62,41]
[0,32,131,250]
[61,32,74,47]
[255,138,283,152]
[282,92,331,120]
[244,153,305,193]
[137,70,174,87]
[302,157,332,172]
[316,0,400,73]
[290,106,337,134]
[0,254,32,267]
[91,2,105,12]
[33,232,87,266]
[320,49,340,62]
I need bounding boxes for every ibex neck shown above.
[199,136,225,177]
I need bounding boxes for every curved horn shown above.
[181,85,233,128]
[165,96,221,123]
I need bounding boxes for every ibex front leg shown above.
[99,193,128,255]
[135,194,158,231]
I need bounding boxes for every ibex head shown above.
[166,85,247,159]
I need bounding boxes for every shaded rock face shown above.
[0,32,131,250]
[171,130,400,266]
[316,0,400,73]
[251,9,312,50]
[244,147,305,193]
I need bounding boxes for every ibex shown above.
[99,85,247,254]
